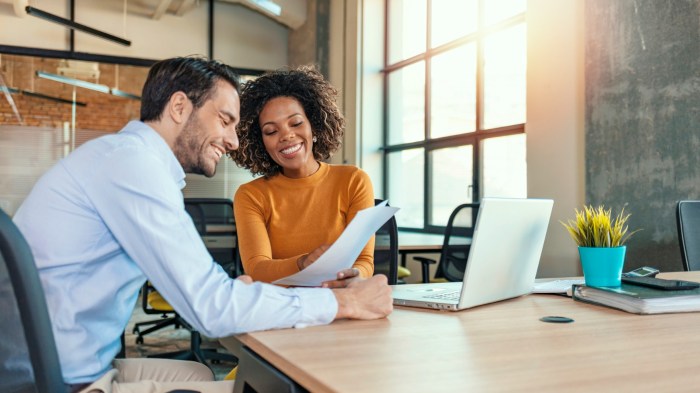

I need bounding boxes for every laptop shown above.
[392,197,554,311]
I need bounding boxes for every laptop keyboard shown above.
[424,290,461,301]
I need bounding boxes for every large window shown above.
[383,0,527,232]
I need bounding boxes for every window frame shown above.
[381,0,526,234]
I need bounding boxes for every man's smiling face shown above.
[174,80,240,177]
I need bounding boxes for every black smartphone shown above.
[621,276,700,291]
[622,266,660,278]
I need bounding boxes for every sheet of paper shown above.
[273,201,399,287]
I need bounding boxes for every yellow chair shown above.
[397,265,411,282]
[132,282,237,367]
[146,290,171,311]
[131,282,180,345]
[224,366,238,380]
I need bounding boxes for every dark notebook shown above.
[572,283,700,314]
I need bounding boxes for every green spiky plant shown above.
[561,205,639,247]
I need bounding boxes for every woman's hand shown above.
[296,244,330,270]
[321,267,363,288]
[235,275,253,284]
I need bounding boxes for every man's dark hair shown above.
[140,56,240,122]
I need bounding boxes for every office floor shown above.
[124,303,236,380]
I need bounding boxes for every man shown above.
[13,56,393,393]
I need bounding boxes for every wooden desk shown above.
[231,271,700,392]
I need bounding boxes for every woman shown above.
[230,65,374,288]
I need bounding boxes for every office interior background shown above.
[1,0,699,278]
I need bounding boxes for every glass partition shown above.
[0,54,255,215]
[0,54,146,214]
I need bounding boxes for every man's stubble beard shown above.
[173,112,216,178]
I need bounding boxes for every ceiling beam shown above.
[12,0,28,17]
[152,0,172,20]
[176,0,197,16]
[25,6,131,47]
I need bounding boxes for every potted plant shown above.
[561,205,639,287]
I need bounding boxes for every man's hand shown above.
[296,244,330,270]
[332,274,393,320]
[322,267,362,288]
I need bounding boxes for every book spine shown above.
[571,285,645,314]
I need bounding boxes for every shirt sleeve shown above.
[347,168,375,278]
[85,146,337,336]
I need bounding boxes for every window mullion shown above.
[473,0,486,201]
[424,0,432,230]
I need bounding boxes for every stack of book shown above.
[572,283,700,314]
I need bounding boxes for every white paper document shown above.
[532,279,585,297]
[273,201,399,287]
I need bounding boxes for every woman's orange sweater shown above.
[233,162,375,283]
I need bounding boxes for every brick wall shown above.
[0,54,252,215]
[0,55,147,133]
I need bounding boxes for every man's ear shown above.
[167,91,192,124]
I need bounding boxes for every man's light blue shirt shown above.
[13,121,337,384]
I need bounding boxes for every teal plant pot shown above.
[578,246,626,287]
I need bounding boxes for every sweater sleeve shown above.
[347,168,375,278]
[234,185,304,283]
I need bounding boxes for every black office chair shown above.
[1,208,206,393]
[414,203,480,283]
[185,198,239,278]
[373,199,399,285]
[0,208,65,393]
[676,200,700,271]
[131,282,182,345]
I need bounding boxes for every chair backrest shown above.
[184,198,235,232]
[184,198,238,277]
[676,200,700,271]
[435,203,480,282]
[0,208,65,393]
[372,199,399,285]
[184,203,207,235]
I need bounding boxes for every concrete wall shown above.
[213,2,289,70]
[585,0,700,272]
[288,0,330,76]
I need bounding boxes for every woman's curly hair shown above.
[229,65,345,178]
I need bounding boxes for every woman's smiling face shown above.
[259,96,319,178]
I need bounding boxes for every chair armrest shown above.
[413,256,437,284]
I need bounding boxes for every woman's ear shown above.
[167,91,191,124]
